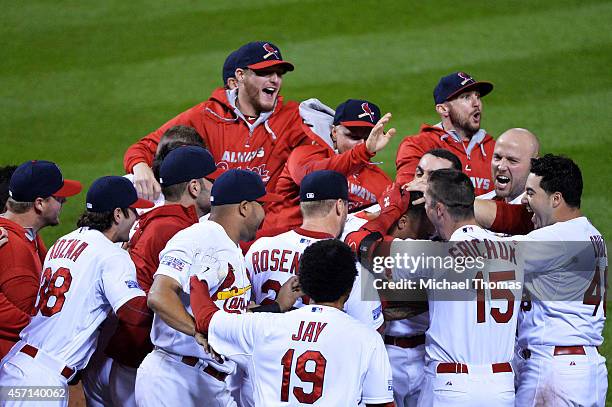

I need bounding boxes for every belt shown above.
[522,346,588,360]
[20,344,75,379]
[180,355,228,382]
[384,334,426,349]
[554,346,586,356]
[436,362,512,374]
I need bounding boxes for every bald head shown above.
[491,128,540,201]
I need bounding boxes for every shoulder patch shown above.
[160,255,187,272]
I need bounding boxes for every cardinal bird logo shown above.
[457,72,474,86]
[357,102,376,122]
[262,43,279,60]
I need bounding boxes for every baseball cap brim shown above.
[53,179,83,198]
[255,192,285,203]
[248,60,295,72]
[205,168,225,182]
[445,81,494,102]
[130,198,155,209]
[339,120,376,128]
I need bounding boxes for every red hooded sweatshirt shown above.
[123,88,311,193]
[0,217,47,358]
[396,124,495,196]
[261,123,391,234]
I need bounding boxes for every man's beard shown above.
[449,107,479,137]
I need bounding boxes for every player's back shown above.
[20,227,144,370]
[518,216,607,347]
[213,304,392,406]
[246,229,328,306]
[425,225,523,365]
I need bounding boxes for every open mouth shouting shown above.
[495,174,511,191]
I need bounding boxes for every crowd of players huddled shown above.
[0,41,607,407]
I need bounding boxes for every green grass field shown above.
[2,0,611,402]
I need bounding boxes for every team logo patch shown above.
[457,72,474,86]
[357,102,376,122]
[160,255,187,272]
[124,280,141,289]
[372,305,382,321]
[387,380,393,391]
[262,43,279,60]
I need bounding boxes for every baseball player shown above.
[246,170,384,331]
[124,41,312,201]
[0,160,81,358]
[349,170,522,406]
[135,169,282,407]
[222,49,239,90]
[81,146,221,407]
[499,155,607,406]
[395,72,496,195]
[260,100,394,235]
[0,176,153,407]
[190,239,395,407]
[476,128,539,204]
[343,149,462,407]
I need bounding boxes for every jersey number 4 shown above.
[35,266,73,317]
[583,263,608,316]
[280,349,327,404]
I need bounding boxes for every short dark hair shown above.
[76,208,130,232]
[162,178,205,202]
[427,169,475,220]
[299,240,357,303]
[0,165,17,213]
[425,149,462,171]
[152,126,205,180]
[530,154,582,208]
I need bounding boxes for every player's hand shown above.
[194,332,224,363]
[193,252,228,289]
[379,183,411,215]
[133,162,161,201]
[403,178,427,206]
[365,113,397,154]
[276,276,303,312]
[0,227,8,248]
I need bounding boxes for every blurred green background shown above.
[1,0,610,402]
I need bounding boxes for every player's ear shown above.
[113,208,123,224]
[238,200,249,217]
[235,68,247,84]
[187,179,199,199]
[551,191,563,208]
[33,197,45,214]
[397,214,408,230]
[435,103,449,118]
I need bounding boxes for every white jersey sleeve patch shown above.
[101,253,145,313]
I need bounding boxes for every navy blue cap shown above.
[300,170,348,202]
[433,72,493,104]
[333,99,380,128]
[210,169,283,206]
[234,41,294,72]
[159,146,222,187]
[9,160,82,202]
[222,50,239,85]
[86,176,154,213]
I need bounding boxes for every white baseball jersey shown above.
[151,220,251,373]
[516,216,607,347]
[246,228,384,330]
[391,225,523,365]
[208,304,394,406]
[20,227,145,370]
[476,190,524,204]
